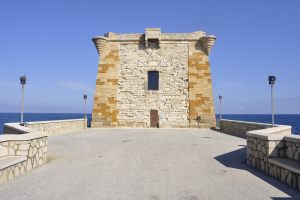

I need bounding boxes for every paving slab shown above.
[0,128,299,200]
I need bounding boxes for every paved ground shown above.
[0,128,299,200]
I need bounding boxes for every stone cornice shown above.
[92,37,108,55]
[92,28,217,55]
[200,35,216,55]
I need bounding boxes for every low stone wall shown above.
[246,125,300,190]
[220,119,272,138]
[267,160,299,189]
[220,119,300,190]
[246,127,288,172]
[0,124,48,184]
[1,118,87,184]
[284,135,300,161]
[4,119,87,136]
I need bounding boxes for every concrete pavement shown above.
[0,128,299,200]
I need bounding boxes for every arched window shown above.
[148,71,159,90]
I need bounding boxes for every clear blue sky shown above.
[0,0,299,114]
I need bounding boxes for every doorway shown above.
[150,110,159,128]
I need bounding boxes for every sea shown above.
[0,113,299,134]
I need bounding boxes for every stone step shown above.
[268,157,300,174]
[0,156,27,170]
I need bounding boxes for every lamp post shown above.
[219,94,223,127]
[219,94,223,120]
[83,94,87,128]
[268,76,276,127]
[20,75,26,124]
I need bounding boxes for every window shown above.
[147,39,159,49]
[148,71,159,90]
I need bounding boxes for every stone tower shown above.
[92,28,216,128]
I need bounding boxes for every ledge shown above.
[4,119,86,137]
[246,125,292,140]
[268,158,300,174]
[284,134,300,143]
[3,123,31,134]
[92,28,216,55]
[25,118,85,125]
[93,31,207,42]
[221,119,273,127]
[0,133,47,142]
[0,156,27,170]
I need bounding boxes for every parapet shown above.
[0,118,87,184]
[219,119,300,191]
[92,28,216,55]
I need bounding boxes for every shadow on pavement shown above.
[215,147,300,200]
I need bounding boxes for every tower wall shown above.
[92,28,216,128]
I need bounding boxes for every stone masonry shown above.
[220,119,300,190]
[220,119,272,138]
[92,28,216,128]
[0,134,48,184]
[25,119,87,136]
[4,119,87,136]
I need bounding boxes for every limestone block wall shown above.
[220,119,272,138]
[117,42,189,127]
[0,158,27,184]
[188,41,216,128]
[246,126,300,190]
[284,136,300,161]
[0,133,48,184]
[267,159,300,189]
[4,119,86,136]
[92,42,119,127]
[24,119,87,136]
[92,28,217,128]
[247,135,269,172]
[247,135,285,172]
[219,119,300,189]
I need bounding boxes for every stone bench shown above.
[0,156,27,170]
[0,156,27,183]
[1,119,87,184]
[246,126,300,190]
[268,158,300,174]
[267,157,300,189]
[0,125,48,184]
[218,119,300,190]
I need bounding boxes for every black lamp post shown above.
[83,94,87,126]
[219,94,223,121]
[20,75,26,124]
[218,94,223,128]
[268,76,276,127]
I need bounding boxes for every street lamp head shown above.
[83,94,87,100]
[268,76,276,85]
[218,94,222,100]
[20,75,26,85]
